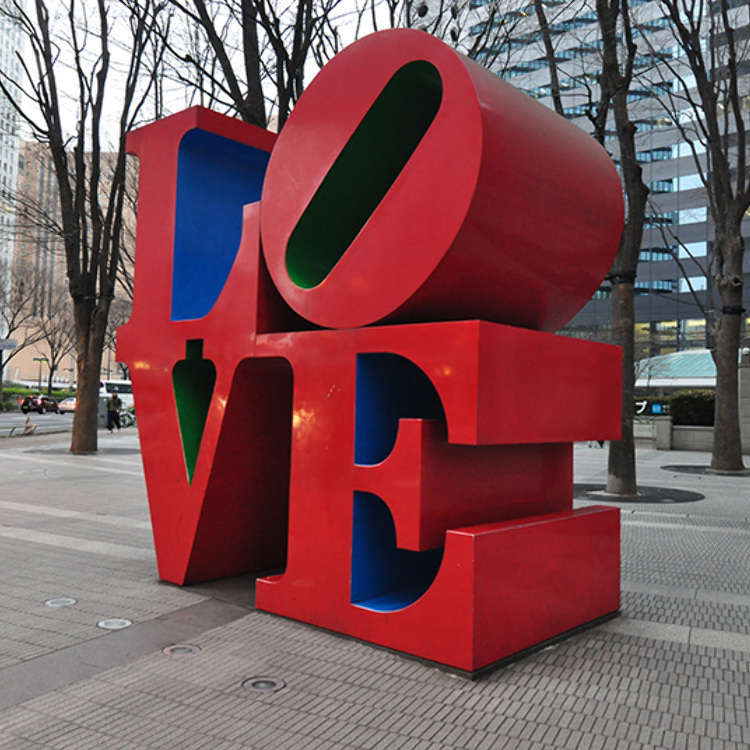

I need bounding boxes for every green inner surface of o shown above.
[285,60,443,289]
[173,339,216,483]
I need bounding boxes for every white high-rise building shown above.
[0,2,23,287]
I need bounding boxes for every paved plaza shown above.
[0,429,748,749]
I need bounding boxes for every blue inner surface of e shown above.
[352,353,446,611]
[351,492,444,611]
[354,353,444,465]
[172,129,270,321]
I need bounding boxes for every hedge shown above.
[669,389,715,426]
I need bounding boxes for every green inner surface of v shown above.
[173,339,216,482]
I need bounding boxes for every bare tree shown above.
[0,261,42,404]
[117,160,139,302]
[163,0,347,129]
[367,0,534,71]
[32,284,76,395]
[642,0,750,471]
[597,0,650,495]
[534,0,649,495]
[163,0,533,133]
[0,0,167,453]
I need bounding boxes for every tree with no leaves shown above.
[650,0,749,471]
[163,0,346,129]
[31,284,76,396]
[0,0,167,453]
[0,261,42,405]
[162,0,528,130]
[534,0,649,495]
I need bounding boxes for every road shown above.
[0,410,74,436]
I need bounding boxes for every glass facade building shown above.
[422,0,750,355]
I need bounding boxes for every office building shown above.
[0,2,22,290]
[421,0,750,355]
[6,142,135,385]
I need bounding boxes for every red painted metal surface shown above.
[252,322,620,671]
[261,29,623,331]
[119,29,623,673]
[118,109,292,584]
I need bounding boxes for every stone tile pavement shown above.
[0,430,748,748]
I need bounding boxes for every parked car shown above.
[58,397,77,414]
[20,394,59,414]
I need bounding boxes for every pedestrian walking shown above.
[107,393,122,432]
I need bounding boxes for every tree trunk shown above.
[712,315,743,470]
[607,281,636,495]
[241,2,266,127]
[71,357,100,453]
[70,298,109,454]
[46,367,54,396]
[0,352,4,407]
[711,226,745,471]
[709,218,745,471]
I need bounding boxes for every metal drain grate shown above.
[163,644,201,656]
[44,597,77,608]
[97,618,133,630]
[242,677,286,693]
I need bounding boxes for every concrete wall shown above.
[650,360,750,453]
[671,426,714,452]
[633,420,654,440]
[741,358,750,454]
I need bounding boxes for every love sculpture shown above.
[118,29,624,675]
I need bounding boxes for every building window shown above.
[679,276,708,293]
[637,147,672,162]
[635,116,674,131]
[563,104,590,118]
[640,247,675,261]
[678,206,707,224]
[673,141,707,158]
[645,212,675,226]
[676,173,702,191]
[636,279,677,293]
[679,319,707,348]
[678,241,708,258]
[649,179,674,193]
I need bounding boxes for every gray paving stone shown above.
[3,439,750,747]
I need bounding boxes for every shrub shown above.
[670,390,714,426]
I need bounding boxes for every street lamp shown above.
[33,357,48,392]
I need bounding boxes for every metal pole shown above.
[33,357,46,391]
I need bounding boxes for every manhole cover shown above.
[242,676,286,693]
[574,484,704,504]
[163,644,201,656]
[97,618,133,630]
[661,464,750,477]
[44,597,77,608]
